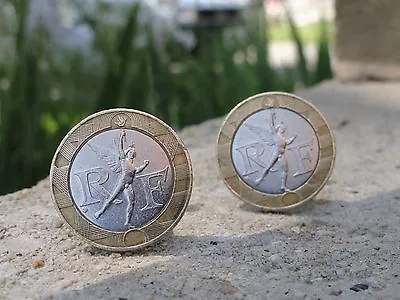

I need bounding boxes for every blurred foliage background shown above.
[0,0,333,195]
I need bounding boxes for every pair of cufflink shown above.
[50,92,335,251]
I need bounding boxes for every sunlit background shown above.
[0,0,334,195]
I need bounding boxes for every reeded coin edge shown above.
[217,92,336,211]
[49,108,193,251]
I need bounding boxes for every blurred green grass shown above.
[269,21,334,43]
[0,1,333,195]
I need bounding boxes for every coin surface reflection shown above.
[70,129,173,232]
[231,108,319,194]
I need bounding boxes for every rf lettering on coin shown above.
[217,92,335,211]
[50,109,192,251]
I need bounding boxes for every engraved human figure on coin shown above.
[246,109,297,191]
[69,128,173,231]
[231,108,320,194]
[92,129,149,226]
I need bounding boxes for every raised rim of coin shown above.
[217,92,335,211]
[50,108,193,251]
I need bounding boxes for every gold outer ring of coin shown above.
[217,92,336,211]
[49,108,193,251]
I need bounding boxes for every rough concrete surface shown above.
[1,81,400,299]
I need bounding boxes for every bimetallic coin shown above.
[217,92,335,211]
[50,109,192,251]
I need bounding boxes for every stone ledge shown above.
[1,81,400,299]
[333,59,400,81]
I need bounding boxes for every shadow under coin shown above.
[238,195,320,215]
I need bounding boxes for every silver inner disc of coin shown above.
[69,128,173,232]
[231,108,320,194]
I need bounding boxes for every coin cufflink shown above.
[217,92,335,211]
[50,109,193,251]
